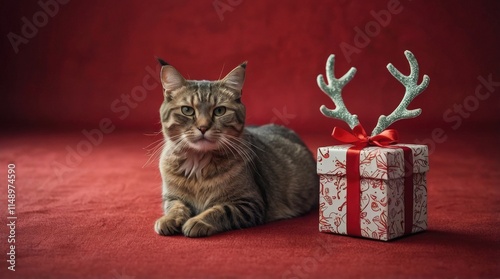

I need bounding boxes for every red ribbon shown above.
[332,124,414,238]
[331,124,399,147]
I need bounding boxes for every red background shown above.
[1,0,499,134]
[1,1,499,278]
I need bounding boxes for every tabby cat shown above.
[154,59,318,237]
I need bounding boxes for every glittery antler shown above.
[371,50,430,136]
[318,54,360,129]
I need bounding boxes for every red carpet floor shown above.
[1,1,498,278]
[0,129,498,279]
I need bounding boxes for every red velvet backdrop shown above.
[1,2,500,278]
[1,0,499,135]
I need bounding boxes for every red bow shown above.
[331,124,399,147]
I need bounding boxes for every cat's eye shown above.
[213,106,226,116]
[181,106,195,116]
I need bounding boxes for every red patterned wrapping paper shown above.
[317,144,428,241]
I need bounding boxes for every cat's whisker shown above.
[144,137,165,151]
[143,130,163,137]
[218,63,226,80]
[144,133,188,168]
[217,137,238,159]
[219,136,257,172]
[145,139,164,156]
[225,139,259,165]
[223,140,256,172]
[225,134,264,154]
[143,140,166,168]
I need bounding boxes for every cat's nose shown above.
[198,126,208,134]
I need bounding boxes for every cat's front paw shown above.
[154,215,183,236]
[182,217,217,237]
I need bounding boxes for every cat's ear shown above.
[222,62,247,92]
[158,58,185,95]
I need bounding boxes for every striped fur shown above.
[154,62,318,237]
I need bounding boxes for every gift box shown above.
[317,143,428,241]
[315,50,431,240]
